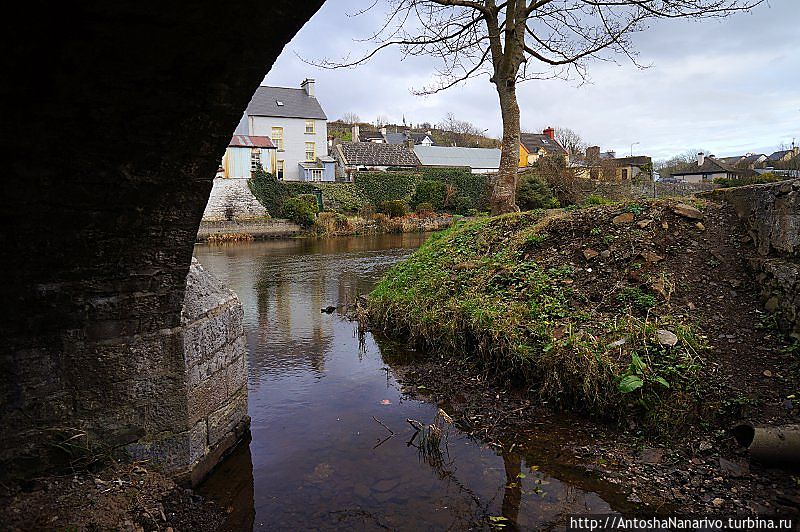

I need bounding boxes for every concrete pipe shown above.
[733,423,800,468]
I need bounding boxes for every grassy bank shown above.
[367,199,767,434]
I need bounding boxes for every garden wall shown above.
[702,179,800,337]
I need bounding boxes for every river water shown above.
[194,234,628,531]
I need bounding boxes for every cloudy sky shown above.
[263,0,799,160]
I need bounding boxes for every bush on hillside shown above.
[516,172,560,210]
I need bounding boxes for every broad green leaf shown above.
[618,375,644,393]
[654,376,670,388]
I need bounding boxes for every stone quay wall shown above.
[703,179,800,338]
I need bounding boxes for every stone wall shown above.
[0,1,324,481]
[202,178,270,222]
[126,259,249,484]
[703,179,800,338]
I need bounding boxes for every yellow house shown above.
[519,127,568,167]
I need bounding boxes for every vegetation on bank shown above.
[367,201,717,434]
[248,168,489,219]
[713,172,787,188]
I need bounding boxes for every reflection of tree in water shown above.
[249,255,334,377]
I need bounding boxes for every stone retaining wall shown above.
[703,180,800,338]
[202,178,269,222]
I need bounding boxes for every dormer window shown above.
[276,100,284,106]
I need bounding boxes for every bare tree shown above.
[314,0,761,214]
[437,112,486,146]
[341,112,361,124]
[554,126,587,156]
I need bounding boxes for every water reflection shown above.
[195,234,628,530]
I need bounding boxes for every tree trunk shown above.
[491,83,522,215]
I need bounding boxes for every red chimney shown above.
[543,127,555,140]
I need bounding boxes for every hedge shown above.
[249,167,490,217]
[354,172,420,206]
[410,180,447,210]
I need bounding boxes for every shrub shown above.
[315,211,353,234]
[283,194,318,227]
[411,180,447,210]
[416,202,435,215]
[380,200,407,218]
[516,173,559,210]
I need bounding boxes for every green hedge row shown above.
[249,168,490,217]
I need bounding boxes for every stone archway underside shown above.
[0,1,325,482]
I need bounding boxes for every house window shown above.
[305,142,316,162]
[276,160,285,180]
[250,149,263,173]
[309,169,323,182]
[271,127,284,151]
[305,120,315,134]
[621,168,629,180]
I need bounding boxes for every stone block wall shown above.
[126,258,249,483]
[202,178,270,222]
[703,179,800,338]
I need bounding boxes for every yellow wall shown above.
[519,144,529,168]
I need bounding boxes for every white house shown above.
[235,79,332,181]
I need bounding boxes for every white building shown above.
[235,79,332,181]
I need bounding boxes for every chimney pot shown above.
[301,78,315,97]
[697,152,705,166]
[543,127,555,140]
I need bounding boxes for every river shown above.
[194,234,627,531]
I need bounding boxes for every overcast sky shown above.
[262,0,799,160]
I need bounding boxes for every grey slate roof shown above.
[519,133,567,155]
[768,150,792,161]
[336,142,419,167]
[671,157,755,177]
[245,86,327,120]
[414,145,501,169]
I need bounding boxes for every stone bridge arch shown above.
[0,1,324,482]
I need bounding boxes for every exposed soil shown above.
[370,198,800,517]
[0,463,227,532]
